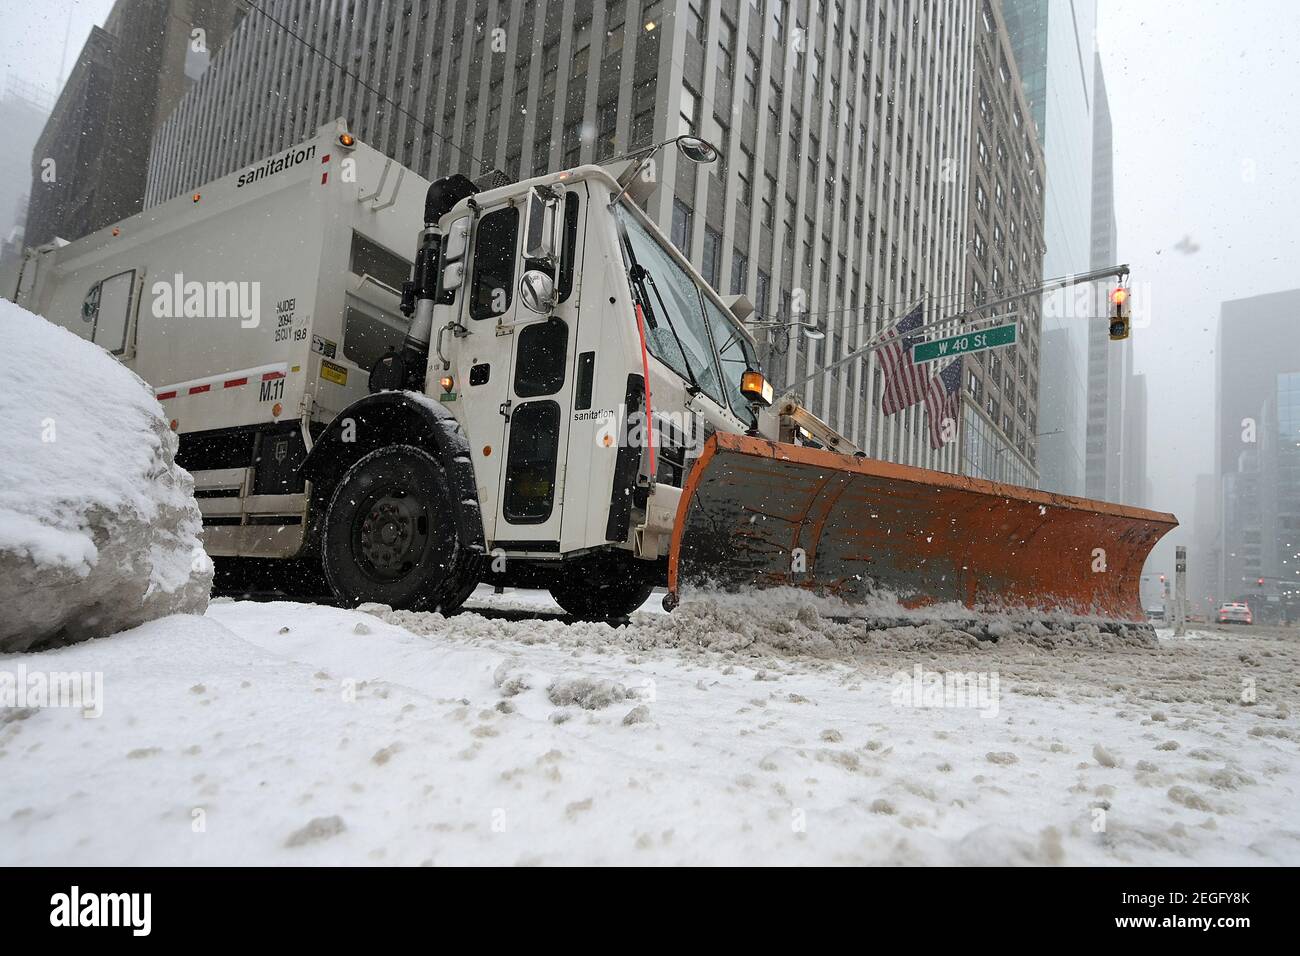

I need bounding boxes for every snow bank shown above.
[0,300,211,651]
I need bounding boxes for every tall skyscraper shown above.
[958,0,1046,488]
[24,0,245,247]
[1001,0,1097,496]
[1214,289,1300,618]
[1122,371,1147,509]
[1085,51,1133,504]
[145,0,978,473]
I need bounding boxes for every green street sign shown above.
[912,323,1017,363]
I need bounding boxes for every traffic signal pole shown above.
[1174,545,1188,637]
[779,264,1131,396]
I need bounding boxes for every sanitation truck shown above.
[9,121,1176,622]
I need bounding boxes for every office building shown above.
[146,0,979,472]
[1214,290,1300,618]
[1001,0,1097,495]
[958,0,1046,487]
[25,0,245,247]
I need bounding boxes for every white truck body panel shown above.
[14,121,426,434]
[8,122,430,557]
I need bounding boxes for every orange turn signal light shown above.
[439,375,455,393]
[740,369,774,407]
[339,132,356,147]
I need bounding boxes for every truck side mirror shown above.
[523,186,562,263]
[519,270,556,314]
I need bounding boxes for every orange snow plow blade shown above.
[667,433,1177,622]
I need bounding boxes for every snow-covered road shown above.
[2,588,1297,865]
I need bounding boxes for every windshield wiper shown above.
[629,261,702,396]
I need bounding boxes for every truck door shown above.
[493,186,585,552]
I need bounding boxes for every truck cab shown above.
[302,159,774,619]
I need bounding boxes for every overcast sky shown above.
[1097,0,1300,571]
[4,0,1298,572]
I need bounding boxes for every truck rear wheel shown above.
[321,445,478,613]
[549,554,655,622]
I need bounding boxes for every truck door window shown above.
[514,318,568,397]
[470,206,519,320]
[524,192,580,303]
[613,206,726,407]
[503,401,560,522]
[84,270,136,355]
[558,192,579,303]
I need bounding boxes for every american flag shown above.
[879,303,929,415]
[925,358,963,449]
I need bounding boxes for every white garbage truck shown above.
[8,121,1176,624]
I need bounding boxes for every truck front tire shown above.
[321,445,478,613]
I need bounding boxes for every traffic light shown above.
[1109,286,1131,340]
[1258,577,1265,587]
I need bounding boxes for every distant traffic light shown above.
[1258,577,1265,586]
[1109,286,1131,340]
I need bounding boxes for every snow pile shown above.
[382,586,1156,667]
[0,300,211,651]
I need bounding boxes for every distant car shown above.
[1145,606,1166,623]
[1217,602,1253,624]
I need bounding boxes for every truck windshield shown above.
[614,205,727,408]
[614,206,758,425]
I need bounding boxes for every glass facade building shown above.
[1213,289,1300,614]
[1000,0,1096,496]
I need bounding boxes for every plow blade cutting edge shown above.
[667,433,1177,622]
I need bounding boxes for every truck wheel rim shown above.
[353,483,430,581]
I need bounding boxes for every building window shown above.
[631,79,657,147]
[597,100,618,160]
[541,40,559,97]
[532,137,550,175]
[717,14,735,79]
[671,200,693,255]
[738,147,754,206]
[679,85,700,134]
[563,122,583,168]
[743,49,759,107]
[712,113,730,179]
[701,226,722,288]
[730,250,748,294]
[686,0,707,42]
